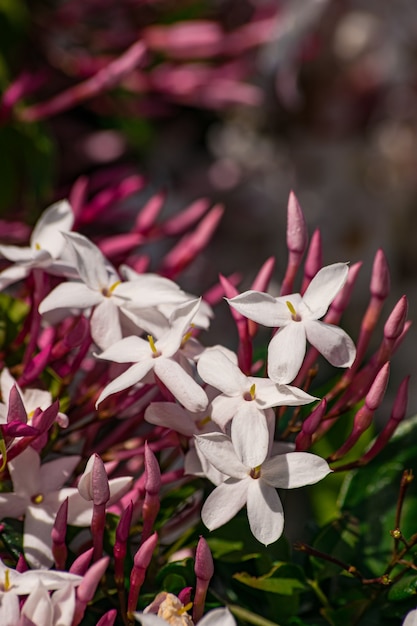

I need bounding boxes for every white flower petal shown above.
[195,433,247,478]
[301,263,348,319]
[0,264,29,289]
[97,335,150,364]
[91,299,122,350]
[201,478,249,530]
[31,200,74,259]
[24,505,55,569]
[0,493,29,519]
[199,608,237,626]
[403,608,417,626]
[197,348,247,395]
[227,291,289,327]
[95,361,153,406]
[133,614,167,626]
[267,323,306,384]
[144,402,198,437]
[231,404,269,468]
[62,232,111,290]
[247,480,284,545]
[0,245,34,263]
[261,452,332,489]
[254,378,316,408]
[9,447,41,497]
[157,299,201,357]
[154,358,208,412]
[52,584,76,626]
[210,395,243,429]
[107,477,133,506]
[22,581,54,626]
[39,455,80,494]
[0,591,20,626]
[39,282,102,314]
[304,320,356,368]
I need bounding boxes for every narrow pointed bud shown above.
[221,275,252,374]
[360,376,409,465]
[50,316,89,360]
[370,249,391,299]
[178,586,193,606]
[16,554,28,573]
[141,443,161,543]
[73,557,110,626]
[162,197,210,236]
[384,296,408,341]
[295,399,327,451]
[301,229,322,293]
[193,536,214,623]
[281,191,308,296]
[251,257,276,293]
[70,548,94,576]
[79,454,110,562]
[6,386,27,424]
[326,262,362,324]
[114,501,133,585]
[95,610,117,626]
[330,363,390,462]
[127,532,158,616]
[135,190,166,234]
[51,497,68,570]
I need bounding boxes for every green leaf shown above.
[388,574,417,601]
[310,514,360,580]
[233,562,308,595]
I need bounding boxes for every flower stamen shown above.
[147,335,159,356]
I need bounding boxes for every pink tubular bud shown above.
[52,498,68,570]
[302,229,322,292]
[135,190,166,234]
[251,257,276,293]
[128,532,158,615]
[144,442,161,495]
[95,610,117,626]
[295,399,327,451]
[384,296,408,341]
[7,386,27,424]
[370,249,390,299]
[70,548,94,576]
[365,362,390,412]
[178,587,193,605]
[161,198,210,236]
[141,444,161,542]
[326,262,362,324]
[114,501,133,585]
[78,454,110,506]
[287,191,308,255]
[73,557,110,626]
[193,537,214,623]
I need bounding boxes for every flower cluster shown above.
[0,188,411,624]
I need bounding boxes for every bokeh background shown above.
[1,0,416,414]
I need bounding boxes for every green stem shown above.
[228,603,282,626]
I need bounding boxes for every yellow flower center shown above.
[157,593,194,625]
[31,493,44,505]
[286,300,301,321]
[250,465,262,479]
[101,280,121,297]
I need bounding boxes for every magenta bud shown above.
[287,191,308,254]
[78,453,110,506]
[128,532,158,614]
[178,587,193,605]
[195,536,214,582]
[116,501,133,545]
[162,198,211,236]
[95,610,117,626]
[365,362,390,412]
[327,262,362,321]
[70,547,94,575]
[134,531,158,570]
[144,443,161,495]
[135,190,166,233]
[295,400,327,451]
[370,249,390,299]
[392,376,409,423]
[251,257,275,293]
[77,557,109,604]
[16,554,28,573]
[52,498,68,570]
[6,386,27,424]
[384,296,408,340]
[303,229,322,286]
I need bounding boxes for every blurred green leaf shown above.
[234,562,308,595]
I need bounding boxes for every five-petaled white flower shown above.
[95,298,208,412]
[197,347,316,467]
[227,263,356,384]
[195,431,331,545]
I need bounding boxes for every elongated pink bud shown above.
[384,296,408,341]
[70,548,94,576]
[370,249,390,299]
[128,532,158,615]
[52,498,68,570]
[193,537,214,623]
[73,557,110,626]
[114,501,133,585]
[326,262,362,324]
[95,610,117,626]
[79,454,110,562]
[7,386,27,424]
[141,443,161,543]
[295,399,327,451]
[281,192,308,296]
[161,198,210,236]
[301,229,322,293]
[135,190,166,234]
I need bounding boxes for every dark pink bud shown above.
[302,229,322,292]
[193,537,214,622]
[128,532,158,615]
[384,296,408,341]
[326,262,362,323]
[178,587,193,605]
[16,554,28,573]
[69,547,94,575]
[73,557,110,626]
[144,443,161,495]
[370,249,390,299]
[135,190,166,233]
[95,610,117,626]
[133,531,158,570]
[78,454,110,506]
[161,198,210,236]
[295,399,327,451]
[6,386,27,424]
[287,191,308,254]
[365,362,390,412]
[52,498,68,570]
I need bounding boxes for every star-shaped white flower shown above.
[0,448,131,568]
[0,200,74,290]
[95,298,208,412]
[195,432,331,545]
[196,347,316,467]
[21,580,76,626]
[227,263,356,383]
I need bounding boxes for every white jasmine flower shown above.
[195,432,331,545]
[403,608,417,626]
[0,448,130,568]
[95,299,208,412]
[21,580,75,626]
[134,591,236,625]
[227,263,356,384]
[197,347,316,467]
[0,200,74,290]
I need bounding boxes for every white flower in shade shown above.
[95,299,208,412]
[195,432,331,545]
[0,448,131,569]
[0,200,74,290]
[21,580,76,626]
[403,608,417,626]
[227,263,356,384]
[134,591,236,625]
[0,368,68,428]
[0,560,81,626]
[197,347,316,467]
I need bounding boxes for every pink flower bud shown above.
[135,190,166,234]
[302,229,322,293]
[370,249,390,299]
[161,197,210,236]
[287,191,308,255]
[193,537,214,622]
[70,548,94,576]
[52,498,68,570]
[128,532,158,615]
[78,454,110,506]
[384,296,408,341]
